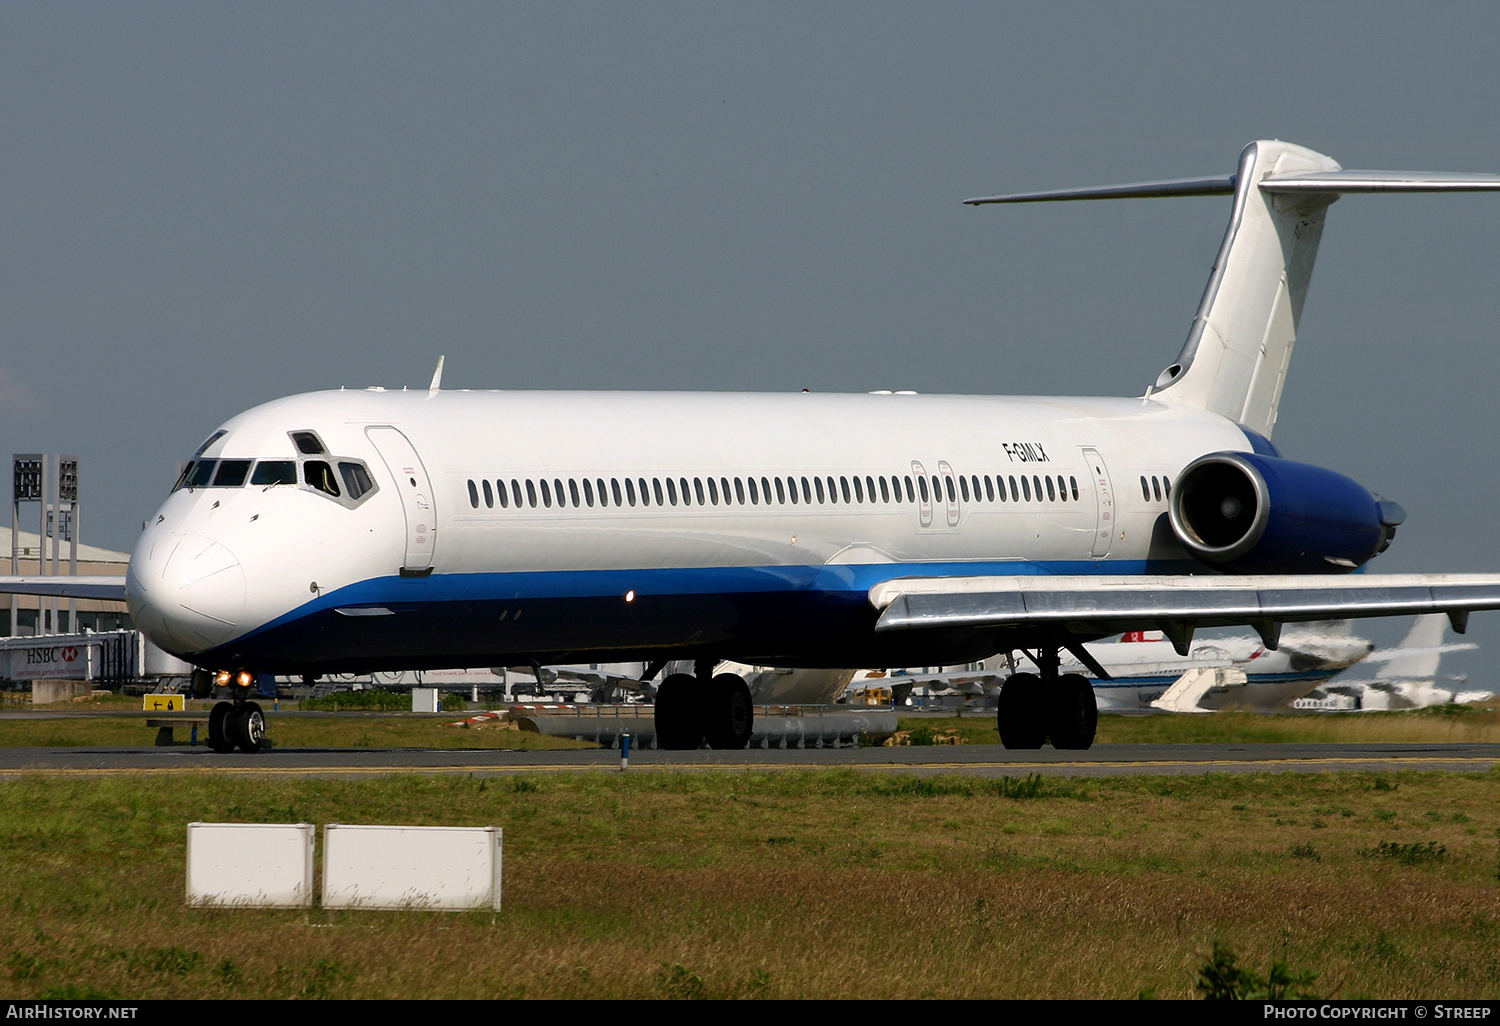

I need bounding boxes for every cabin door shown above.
[1081,447,1115,559]
[366,425,437,574]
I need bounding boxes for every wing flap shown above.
[870,574,1500,635]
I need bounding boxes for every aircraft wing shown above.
[870,573,1500,653]
[0,576,128,600]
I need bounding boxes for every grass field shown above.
[8,691,1500,749]
[4,768,1500,999]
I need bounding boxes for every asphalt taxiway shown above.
[1,742,1497,778]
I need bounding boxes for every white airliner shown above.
[1082,624,1375,713]
[10,139,1500,755]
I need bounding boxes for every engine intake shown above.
[1168,451,1395,574]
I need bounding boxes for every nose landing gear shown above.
[205,669,270,754]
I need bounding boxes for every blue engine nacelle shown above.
[1167,452,1405,575]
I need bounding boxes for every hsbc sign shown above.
[12,643,95,681]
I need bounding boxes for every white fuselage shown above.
[126,388,1254,674]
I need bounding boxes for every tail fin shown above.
[967,142,1500,438]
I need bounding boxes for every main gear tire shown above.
[1047,673,1098,750]
[703,673,754,750]
[997,673,1046,750]
[654,673,703,750]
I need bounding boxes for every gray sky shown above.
[4,3,1499,681]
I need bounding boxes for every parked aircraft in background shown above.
[1083,623,1374,713]
[1296,614,1486,711]
[10,139,1500,754]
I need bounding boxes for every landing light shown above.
[625,590,635,603]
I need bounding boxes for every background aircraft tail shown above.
[967,142,1500,438]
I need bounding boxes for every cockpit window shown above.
[186,460,217,488]
[291,431,327,455]
[213,460,252,487]
[338,462,374,501]
[193,431,226,457]
[251,460,297,486]
[304,460,341,497]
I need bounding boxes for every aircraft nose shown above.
[127,534,246,654]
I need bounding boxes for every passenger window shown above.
[304,461,340,497]
[480,480,492,508]
[1056,475,1067,502]
[707,478,718,505]
[638,478,650,506]
[611,479,623,506]
[1152,477,1162,502]
[468,480,479,508]
[1021,476,1031,501]
[625,478,637,506]
[984,476,994,502]
[497,480,509,508]
[880,476,891,503]
[213,460,252,487]
[735,478,746,504]
[665,479,677,506]
[768,477,779,504]
[996,475,1006,502]
[526,480,537,508]
[944,476,955,502]
[1163,477,1171,496]
[748,477,759,504]
[540,480,553,508]
[653,479,665,506]
[959,476,969,502]
[511,480,523,508]
[291,431,326,455]
[582,479,594,507]
[918,476,929,502]
[251,461,297,486]
[553,479,565,507]
[1033,475,1043,501]
[1009,476,1019,501]
[840,476,851,503]
[695,478,706,505]
[1140,476,1150,501]
[853,476,864,502]
[776,477,787,504]
[1046,476,1056,501]
[720,477,731,504]
[1070,476,1080,501]
[904,476,915,502]
[595,478,606,507]
[815,477,825,503]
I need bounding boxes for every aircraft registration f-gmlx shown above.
[56,140,1500,753]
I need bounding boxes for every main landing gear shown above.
[997,647,1097,751]
[654,660,754,750]
[206,669,269,754]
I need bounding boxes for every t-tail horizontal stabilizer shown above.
[967,142,1500,438]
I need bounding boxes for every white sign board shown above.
[323,824,502,910]
[12,642,96,681]
[185,822,315,908]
